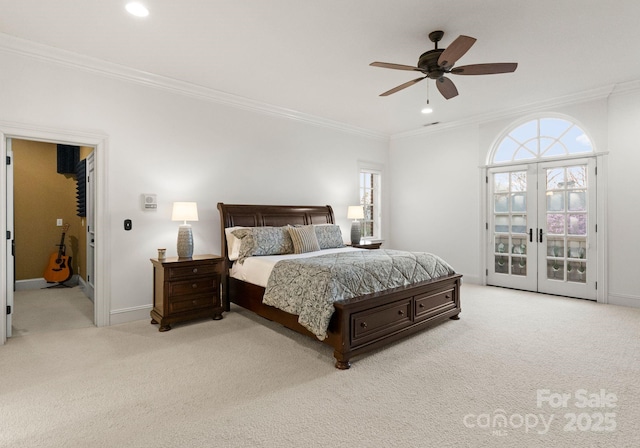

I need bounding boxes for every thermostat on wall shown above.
[142,194,157,210]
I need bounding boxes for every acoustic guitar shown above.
[44,223,73,284]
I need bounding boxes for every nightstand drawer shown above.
[169,296,215,314]
[168,278,217,297]
[168,264,218,280]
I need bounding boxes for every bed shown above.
[217,203,462,369]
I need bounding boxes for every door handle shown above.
[539,228,544,243]
[529,228,533,243]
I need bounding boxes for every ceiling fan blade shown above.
[379,76,427,96]
[370,61,422,72]
[451,62,518,75]
[436,76,458,100]
[438,35,476,69]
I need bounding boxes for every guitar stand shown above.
[45,282,71,289]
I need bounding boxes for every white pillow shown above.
[225,226,248,261]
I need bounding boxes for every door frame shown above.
[1,121,111,345]
[480,152,608,303]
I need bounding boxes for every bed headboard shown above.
[216,202,335,264]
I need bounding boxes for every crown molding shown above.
[391,83,627,141]
[0,33,387,142]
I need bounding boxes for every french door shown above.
[487,158,597,300]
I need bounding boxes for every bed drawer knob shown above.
[446,294,451,299]
[418,303,425,309]
[192,268,198,274]
[192,283,198,289]
[398,310,405,316]
[360,322,367,329]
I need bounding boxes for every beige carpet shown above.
[0,284,638,447]
[11,286,94,336]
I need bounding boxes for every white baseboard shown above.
[16,276,82,291]
[460,274,482,285]
[607,293,640,309]
[15,278,49,290]
[110,305,152,325]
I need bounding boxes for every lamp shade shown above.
[171,202,199,222]
[347,205,364,220]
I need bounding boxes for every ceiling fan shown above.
[370,30,517,99]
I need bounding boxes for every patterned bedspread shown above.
[262,249,455,340]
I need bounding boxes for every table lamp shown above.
[347,205,364,245]
[171,202,198,258]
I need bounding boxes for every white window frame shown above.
[358,166,382,241]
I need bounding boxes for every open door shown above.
[5,138,14,338]
[85,151,95,301]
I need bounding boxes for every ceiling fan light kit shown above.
[371,30,517,99]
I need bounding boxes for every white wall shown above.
[0,48,389,323]
[388,92,640,307]
[607,87,640,306]
[389,125,482,283]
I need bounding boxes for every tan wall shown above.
[13,139,91,281]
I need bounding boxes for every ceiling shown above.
[1,0,640,137]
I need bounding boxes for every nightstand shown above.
[350,242,382,250]
[150,254,224,331]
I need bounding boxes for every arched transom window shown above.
[492,117,594,164]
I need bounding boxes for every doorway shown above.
[8,139,94,336]
[486,159,597,300]
[2,124,109,345]
[484,116,602,301]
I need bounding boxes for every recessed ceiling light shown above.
[126,2,149,17]
[421,107,433,114]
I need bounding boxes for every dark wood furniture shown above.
[150,255,224,331]
[217,203,462,369]
[350,241,383,249]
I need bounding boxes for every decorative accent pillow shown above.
[288,225,321,254]
[314,224,345,249]
[232,227,294,263]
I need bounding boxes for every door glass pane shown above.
[495,194,509,212]
[547,214,565,234]
[495,255,508,274]
[546,168,564,189]
[547,259,565,280]
[567,240,586,259]
[512,257,526,276]
[567,166,587,188]
[495,236,509,254]
[511,172,527,191]
[495,216,509,233]
[547,239,565,257]
[568,214,587,235]
[494,173,509,192]
[511,236,527,255]
[511,193,526,212]
[568,190,586,211]
[546,192,564,211]
[511,215,527,233]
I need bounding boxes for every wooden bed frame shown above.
[217,203,462,369]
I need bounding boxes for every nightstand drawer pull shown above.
[398,310,405,316]
[192,268,198,274]
[192,283,198,289]
[360,322,367,329]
